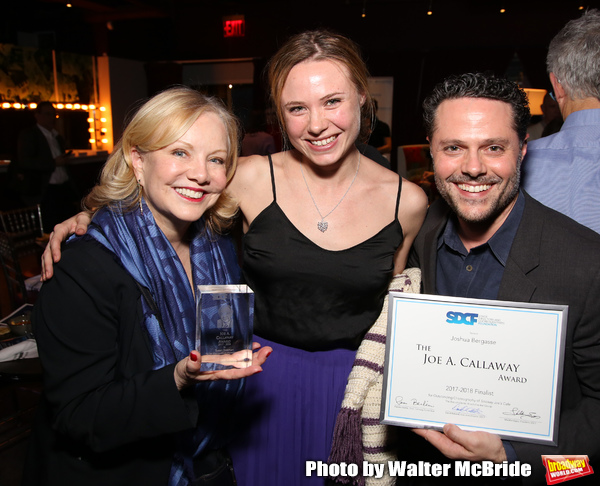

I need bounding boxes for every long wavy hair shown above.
[84,86,240,234]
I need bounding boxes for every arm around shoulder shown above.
[35,239,193,453]
[42,211,94,280]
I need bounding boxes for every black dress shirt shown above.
[436,191,525,300]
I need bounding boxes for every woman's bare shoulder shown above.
[228,154,271,198]
[235,154,270,178]
[398,178,428,231]
[361,156,396,179]
[401,177,428,207]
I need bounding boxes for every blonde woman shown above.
[26,86,270,486]
[42,31,428,485]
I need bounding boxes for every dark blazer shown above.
[404,192,600,485]
[16,124,66,199]
[24,238,197,486]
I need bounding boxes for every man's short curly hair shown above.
[422,72,531,145]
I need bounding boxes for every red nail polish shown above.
[189,352,198,362]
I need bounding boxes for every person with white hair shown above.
[522,9,600,233]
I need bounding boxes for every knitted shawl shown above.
[329,268,422,486]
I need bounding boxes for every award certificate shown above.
[381,293,567,445]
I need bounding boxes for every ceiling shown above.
[2,0,600,146]
[5,0,600,64]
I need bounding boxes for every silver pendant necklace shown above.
[299,152,361,233]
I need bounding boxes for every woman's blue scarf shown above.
[85,199,243,485]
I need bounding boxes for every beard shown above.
[434,159,521,225]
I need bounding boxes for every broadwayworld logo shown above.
[542,455,594,484]
[446,311,478,325]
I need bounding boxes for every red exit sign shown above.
[223,16,245,37]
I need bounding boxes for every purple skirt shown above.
[229,336,356,485]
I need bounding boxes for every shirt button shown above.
[466,265,473,272]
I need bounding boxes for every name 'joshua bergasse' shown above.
[451,335,496,345]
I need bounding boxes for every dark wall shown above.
[133,1,598,148]
[6,0,600,160]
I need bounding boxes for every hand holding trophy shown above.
[196,285,255,371]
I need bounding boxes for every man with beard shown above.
[403,72,600,485]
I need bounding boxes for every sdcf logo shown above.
[446,311,478,325]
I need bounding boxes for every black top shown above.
[436,191,525,299]
[243,156,404,351]
[25,238,196,486]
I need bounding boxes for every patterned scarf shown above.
[86,199,243,485]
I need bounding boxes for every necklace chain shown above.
[299,152,361,233]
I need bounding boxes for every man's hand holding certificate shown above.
[381,293,567,445]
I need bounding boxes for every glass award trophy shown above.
[196,284,254,371]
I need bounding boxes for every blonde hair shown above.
[267,30,374,147]
[84,86,240,234]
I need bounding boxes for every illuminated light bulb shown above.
[57,103,64,109]
[87,117,94,123]
[29,103,37,109]
[579,5,584,10]
[100,117,107,123]
[74,103,81,109]
[67,3,72,7]
[89,139,96,144]
[500,8,506,13]
[89,104,96,110]
[228,84,233,89]
[66,103,73,109]
[82,104,88,110]
[88,128,95,133]
[99,106,106,111]
[101,138,108,144]
[13,103,22,109]
[427,10,433,15]
[101,128,107,133]
[2,102,10,108]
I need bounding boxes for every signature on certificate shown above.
[395,396,408,405]
[503,407,540,419]
[394,396,434,408]
[452,404,483,415]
